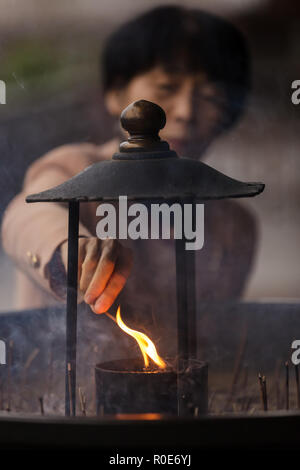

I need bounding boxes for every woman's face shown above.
[105,65,228,158]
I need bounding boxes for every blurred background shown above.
[0,0,299,311]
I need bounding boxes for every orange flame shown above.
[116,306,166,369]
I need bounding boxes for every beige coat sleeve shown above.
[1,143,98,300]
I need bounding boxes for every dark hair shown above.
[101,6,251,129]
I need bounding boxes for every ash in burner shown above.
[96,357,178,374]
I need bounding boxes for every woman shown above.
[1,6,256,313]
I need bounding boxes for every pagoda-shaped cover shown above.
[26,100,264,203]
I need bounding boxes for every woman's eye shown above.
[200,92,226,108]
[198,83,226,106]
[156,83,178,93]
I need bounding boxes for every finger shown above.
[77,238,88,285]
[79,239,101,294]
[84,239,119,304]
[93,246,132,314]
[77,238,88,303]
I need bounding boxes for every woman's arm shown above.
[1,143,132,310]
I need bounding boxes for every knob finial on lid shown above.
[119,100,169,152]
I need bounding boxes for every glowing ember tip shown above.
[116,306,166,369]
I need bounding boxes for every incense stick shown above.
[262,375,268,411]
[38,396,44,415]
[67,362,73,416]
[78,387,86,416]
[105,311,116,323]
[258,373,263,409]
[258,373,267,411]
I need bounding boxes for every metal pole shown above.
[175,199,197,416]
[65,201,79,416]
[187,201,197,360]
[176,236,189,367]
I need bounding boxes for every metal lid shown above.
[26,100,264,203]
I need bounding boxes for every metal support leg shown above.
[175,199,197,416]
[65,201,79,417]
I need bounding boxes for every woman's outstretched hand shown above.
[60,237,133,313]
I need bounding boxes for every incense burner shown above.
[26,99,264,417]
[95,358,208,415]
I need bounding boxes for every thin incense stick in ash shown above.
[262,376,268,411]
[67,362,73,416]
[258,373,268,411]
[78,387,86,416]
[258,373,264,409]
[39,396,44,415]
